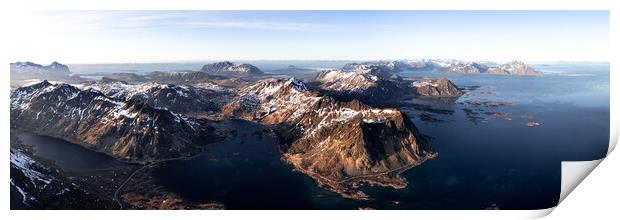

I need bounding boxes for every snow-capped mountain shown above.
[315,63,402,92]
[486,61,543,75]
[11,81,229,161]
[347,59,542,75]
[201,61,264,76]
[341,60,407,74]
[312,63,463,105]
[222,77,313,120]
[10,61,71,76]
[223,77,436,198]
[83,80,233,114]
[9,61,88,87]
[147,61,264,84]
[440,62,488,74]
[400,59,541,75]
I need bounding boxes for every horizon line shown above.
[10,59,611,65]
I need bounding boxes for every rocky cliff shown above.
[223,78,436,198]
[411,78,464,98]
[10,81,228,162]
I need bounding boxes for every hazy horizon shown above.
[10,59,611,66]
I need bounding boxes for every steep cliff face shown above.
[411,78,464,98]
[223,78,436,198]
[11,81,228,162]
[281,102,435,197]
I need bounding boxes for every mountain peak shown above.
[36,80,53,87]
[314,63,403,93]
[48,61,66,68]
[243,77,308,98]
[201,61,264,76]
[10,61,71,75]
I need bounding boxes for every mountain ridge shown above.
[11,80,230,162]
[222,77,436,198]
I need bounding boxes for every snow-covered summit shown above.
[314,63,402,92]
[10,61,71,75]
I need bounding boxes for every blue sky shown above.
[9,11,609,63]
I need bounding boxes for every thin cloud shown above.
[31,11,328,32]
[172,21,327,31]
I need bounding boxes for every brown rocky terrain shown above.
[410,78,464,98]
[223,78,436,198]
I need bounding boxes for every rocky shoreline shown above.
[284,152,438,200]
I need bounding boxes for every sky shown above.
[8,11,609,64]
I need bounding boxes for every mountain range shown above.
[312,62,464,105]
[9,58,540,201]
[11,81,230,162]
[10,61,71,75]
[372,59,543,75]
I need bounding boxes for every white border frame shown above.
[1,0,617,219]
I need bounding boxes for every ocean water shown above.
[68,60,349,78]
[18,62,609,209]
[379,62,610,209]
